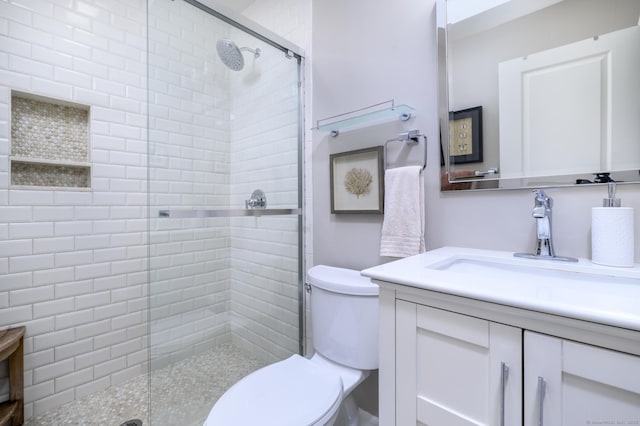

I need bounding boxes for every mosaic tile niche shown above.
[10,93,91,188]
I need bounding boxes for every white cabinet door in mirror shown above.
[499,26,640,179]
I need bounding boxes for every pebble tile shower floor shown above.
[24,343,268,426]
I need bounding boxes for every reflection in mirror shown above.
[438,0,640,191]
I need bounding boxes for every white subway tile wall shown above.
[226,21,301,360]
[0,0,149,420]
[1,0,309,421]
[242,0,314,356]
[147,0,232,376]
[147,0,302,381]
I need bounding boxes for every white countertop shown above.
[361,246,640,332]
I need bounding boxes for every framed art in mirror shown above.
[330,146,384,214]
[449,106,483,164]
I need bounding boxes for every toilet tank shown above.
[307,265,379,370]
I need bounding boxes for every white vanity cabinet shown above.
[395,300,522,425]
[379,287,640,426]
[524,331,640,426]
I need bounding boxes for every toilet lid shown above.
[204,354,343,426]
[307,265,378,296]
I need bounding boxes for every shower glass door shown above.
[147,1,303,424]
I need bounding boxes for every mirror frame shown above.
[437,0,640,191]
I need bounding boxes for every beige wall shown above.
[312,4,640,413]
[312,0,640,270]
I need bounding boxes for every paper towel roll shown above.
[591,207,635,267]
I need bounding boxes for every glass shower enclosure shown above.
[147,0,304,424]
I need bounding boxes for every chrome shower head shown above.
[216,38,261,71]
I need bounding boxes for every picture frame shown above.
[449,106,483,164]
[330,146,384,214]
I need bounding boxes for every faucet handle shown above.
[533,189,547,199]
[245,189,267,209]
[532,189,552,207]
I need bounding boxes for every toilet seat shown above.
[204,354,344,426]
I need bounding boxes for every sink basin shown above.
[361,246,640,331]
[432,256,640,287]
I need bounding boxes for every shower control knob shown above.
[245,189,267,209]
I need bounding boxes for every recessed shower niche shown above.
[10,92,91,188]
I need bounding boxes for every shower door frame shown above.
[185,0,306,357]
[203,0,307,355]
[151,0,307,357]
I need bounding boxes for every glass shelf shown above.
[312,101,416,137]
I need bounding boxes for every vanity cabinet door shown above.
[396,300,522,426]
[524,331,640,426]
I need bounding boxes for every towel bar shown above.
[384,130,427,170]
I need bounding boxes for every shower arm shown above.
[240,46,261,58]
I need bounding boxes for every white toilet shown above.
[203,265,379,426]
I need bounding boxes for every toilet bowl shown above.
[204,265,379,426]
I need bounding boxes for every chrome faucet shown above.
[514,189,577,262]
[532,189,553,257]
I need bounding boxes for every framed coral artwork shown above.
[329,146,384,214]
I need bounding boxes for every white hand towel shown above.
[380,165,425,258]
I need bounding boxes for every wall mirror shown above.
[437,0,640,191]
